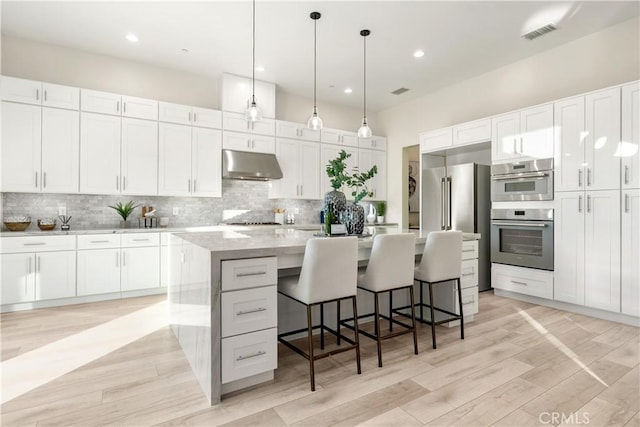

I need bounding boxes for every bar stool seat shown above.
[414,230,464,349]
[278,236,361,391]
[342,233,418,367]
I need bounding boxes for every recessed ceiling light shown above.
[344,88,353,94]
[255,65,265,72]
[125,33,139,43]
[413,49,425,58]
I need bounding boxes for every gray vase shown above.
[323,190,346,216]
[342,203,365,235]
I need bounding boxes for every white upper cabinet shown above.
[621,189,640,316]
[585,87,621,191]
[554,96,586,192]
[191,127,222,197]
[158,101,221,129]
[220,73,276,119]
[321,128,358,147]
[270,139,320,200]
[1,102,79,193]
[1,76,79,110]
[492,104,553,163]
[359,135,387,151]
[80,112,121,194]
[120,118,159,195]
[358,148,386,201]
[420,127,453,152]
[622,82,639,189]
[222,111,275,136]
[81,89,158,120]
[453,118,492,146]
[276,120,320,142]
[222,130,275,154]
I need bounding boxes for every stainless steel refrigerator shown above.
[421,163,491,291]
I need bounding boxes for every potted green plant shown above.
[343,163,377,235]
[109,200,139,228]
[375,201,386,224]
[324,150,352,215]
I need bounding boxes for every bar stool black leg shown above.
[457,278,464,340]
[389,290,393,332]
[428,281,436,349]
[307,304,315,391]
[409,286,418,355]
[374,292,383,367]
[351,296,362,374]
[336,300,341,345]
[419,280,424,321]
[320,303,325,350]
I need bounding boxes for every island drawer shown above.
[221,257,277,291]
[461,240,478,260]
[221,286,277,337]
[221,327,277,384]
[460,259,478,289]
[492,263,553,299]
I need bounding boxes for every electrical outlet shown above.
[294,208,299,215]
[58,207,67,216]
[172,207,180,215]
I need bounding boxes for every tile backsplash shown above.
[1,180,325,231]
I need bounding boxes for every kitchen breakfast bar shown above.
[168,227,480,405]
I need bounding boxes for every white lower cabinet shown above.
[1,236,77,305]
[77,233,161,296]
[220,257,277,386]
[554,192,585,305]
[621,189,640,316]
[492,263,554,299]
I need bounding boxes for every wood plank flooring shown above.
[1,292,638,426]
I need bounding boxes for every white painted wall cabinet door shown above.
[492,112,520,162]
[41,82,80,110]
[554,96,585,192]
[121,118,158,195]
[420,127,453,152]
[584,190,621,312]
[584,88,621,191]
[1,102,42,192]
[121,95,158,121]
[41,107,80,193]
[553,191,585,305]
[272,138,298,198]
[158,123,192,196]
[1,253,35,304]
[622,82,640,190]
[621,189,640,317]
[80,112,121,194]
[298,140,321,199]
[519,104,554,160]
[1,76,42,105]
[81,89,121,116]
[191,128,222,197]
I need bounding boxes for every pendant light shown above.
[357,29,372,138]
[307,12,323,130]
[245,0,262,122]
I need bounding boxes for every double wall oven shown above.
[491,158,554,271]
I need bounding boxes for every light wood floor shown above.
[1,292,638,427]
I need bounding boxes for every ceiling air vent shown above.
[391,87,409,95]
[522,23,557,40]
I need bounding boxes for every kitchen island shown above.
[168,228,480,404]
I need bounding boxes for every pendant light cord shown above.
[251,0,256,103]
[313,17,317,112]
[363,32,367,120]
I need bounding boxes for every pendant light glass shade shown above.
[307,12,323,130]
[245,0,262,123]
[357,29,372,137]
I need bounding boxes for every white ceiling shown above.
[2,1,638,112]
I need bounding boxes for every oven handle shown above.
[491,221,548,228]
[491,172,550,181]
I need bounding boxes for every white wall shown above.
[379,16,640,227]
[0,35,369,128]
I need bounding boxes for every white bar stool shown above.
[347,233,418,367]
[277,237,361,391]
[414,230,464,349]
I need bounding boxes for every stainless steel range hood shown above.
[222,149,283,181]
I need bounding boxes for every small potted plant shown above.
[375,201,386,224]
[109,200,139,228]
[343,164,377,235]
[324,150,352,214]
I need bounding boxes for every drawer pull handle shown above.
[90,240,110,243]
[462,248,475,252]
[236,350,266,361]
[24,242,46,246]
[132,238,150,242]
[237,307,267,316]
[511,280,528,286]
[236,271,267,277]
[462,271,475,276]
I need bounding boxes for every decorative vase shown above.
[366,204,377,224]
[323,190,346,215]
[342,203,365,235]
[377,215,385,224]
